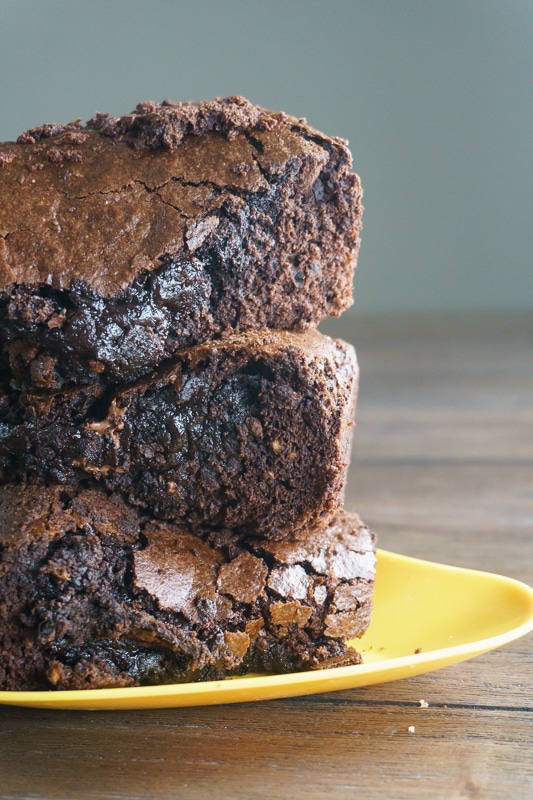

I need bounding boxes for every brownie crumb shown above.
[86,96,283,150]
[17,120,84,145]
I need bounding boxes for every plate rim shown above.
[1,549,532,709]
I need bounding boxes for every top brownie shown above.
[0,96,363,389]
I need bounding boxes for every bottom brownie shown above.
[0,484,375,691]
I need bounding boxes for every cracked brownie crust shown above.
[0,330,358,536]
[0,484,375,691]
[0,96,363,388]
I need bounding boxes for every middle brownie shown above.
[0,330,358,537]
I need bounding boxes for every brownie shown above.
[0,330,358,536]
[0,484,376,691]
[0,96,363,389]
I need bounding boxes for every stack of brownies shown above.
[0,97,376,691]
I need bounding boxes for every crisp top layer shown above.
[0,97,353,297]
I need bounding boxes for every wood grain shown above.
[1,698,531,799]
[1,312,532,800]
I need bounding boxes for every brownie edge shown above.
[0,484,376,691]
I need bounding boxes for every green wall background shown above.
[1,0,531,312]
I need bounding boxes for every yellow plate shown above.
[1,549,532,710]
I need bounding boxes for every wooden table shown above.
[1,312,532,799]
